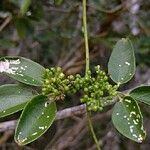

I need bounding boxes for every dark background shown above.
[0,0,150,149]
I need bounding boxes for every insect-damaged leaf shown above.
[112,96,146,143]
[0,84,37,118]
[130,86,150,105]
[15,95,57,145]
[108,38,136,84]
[0,57,45,86]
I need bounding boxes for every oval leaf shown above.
[130,86,150,105]
[0,84,37,118]
[0,57,45,86]
[14,17,33,39]
[112,96,146,143]
[108,38,136,84]
[20,0,32,15]
[15,95,57,145]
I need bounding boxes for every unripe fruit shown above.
[45,79,50,84]
[84,87,88,92]
[45,69,50,72]
[68,75,74,80]
[56,67,61,72]
[91,93,95,98]
[60,73,65,78]
[64,86,69,91]
[43,65,118,112]
[93,106,98,111]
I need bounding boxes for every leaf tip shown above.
[14,136,26,146]
[121,38,128,42]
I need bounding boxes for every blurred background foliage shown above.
[0,0,150,150]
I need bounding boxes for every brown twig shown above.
[56,104,86,120]
[0,96,118,133]
[0,16,12,32]
[0,104,86,132]
[0,120,17,132]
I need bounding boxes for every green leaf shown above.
[112,96,146,143]
[130,86,150,105]
[0,56,45,86]
[15,95,57,145]
[14,17,33,39]
[20,0,32,15]
[108,38,136,84]
[0,84,37,118]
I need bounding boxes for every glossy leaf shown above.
[0,84,37,118]
[15,95,57,145]
[130,86,150,105]
[112,96,146,143]
[20,0,32,15]
[0,56,45,86]
[108,38,136,84]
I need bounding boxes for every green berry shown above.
[84,87,88,92]
[68,75,74,80]
[80,98,85,103]
[104,76,108,81]
[76,74,81,78]
[94,84,99,89]
[91,93,95,98]
[64,86,69,91]
[42,88,47,91]
[60,73,65,78]
[93,106,98,111]
[56,67,61,72]
[45,79,50,84]
[45,69,50,72]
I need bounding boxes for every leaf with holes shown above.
[108,38,136,84]
[0,84,37,118]
[130,86,150,105]
[15,95,57,145]
[0,57,45,86]
[112,96,146,143]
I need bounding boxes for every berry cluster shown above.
[42,67,80,100]
[80,66,118,111]
[42,65,118,111]
[42,67,67,100]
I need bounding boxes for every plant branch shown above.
[83,0,89,74]
[0,104,86,132]
[87,112,101,150]
[0,16,12,32]
[82,0,101,149]
[56,104,86,120]
[0,98,118,133]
